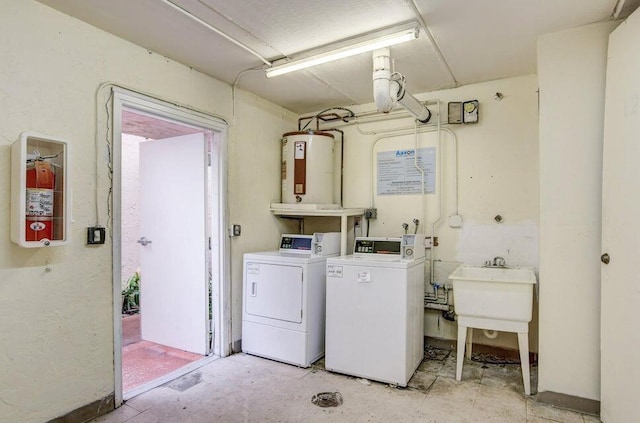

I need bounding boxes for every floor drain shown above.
[311,392,343,408]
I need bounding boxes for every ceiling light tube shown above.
[265,26,419,78]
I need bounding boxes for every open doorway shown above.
[111,88,230,404]
[120,111,210,395]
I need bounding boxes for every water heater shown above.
[281,131,335,205]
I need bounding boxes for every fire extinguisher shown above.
[25,159,55,242]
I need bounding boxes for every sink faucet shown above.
[483,256,507,268]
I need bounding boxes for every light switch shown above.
[87,227,106,245]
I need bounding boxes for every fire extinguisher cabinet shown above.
[11,132,70,247]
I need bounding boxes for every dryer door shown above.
[245,262,303,323]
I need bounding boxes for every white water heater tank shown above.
[281,131,335,205]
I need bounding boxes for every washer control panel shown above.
[354,238,401,255]
[401,234,426,261]
[279,232,340,257]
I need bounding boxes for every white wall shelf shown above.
[269,205,365,255]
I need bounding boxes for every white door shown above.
[601,11,640,422]
[139,133,208,355]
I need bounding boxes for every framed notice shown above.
[377,148,436,195]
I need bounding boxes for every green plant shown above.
[122,271,140,314]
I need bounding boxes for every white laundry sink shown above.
[449,265,536,326]
[449,264,537,395]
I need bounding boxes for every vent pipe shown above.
[372,48,431,123]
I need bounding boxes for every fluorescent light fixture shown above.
[265,25,419,78]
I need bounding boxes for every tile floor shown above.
[121,314,202,393]
[122,340,203,392]
[122,315,142,346]
[95,348,599,423]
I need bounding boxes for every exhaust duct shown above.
[372,48,431,123]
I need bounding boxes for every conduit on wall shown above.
[363,109,460,304]
[371,47,449,300]
[302,100,460,306]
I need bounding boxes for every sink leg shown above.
[466,327,473,359]
[517,332,531,395]
[456,324,467,381]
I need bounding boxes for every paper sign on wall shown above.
[377,147,436,195]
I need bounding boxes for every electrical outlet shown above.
[229,224,241,237]
[364,208,377,219]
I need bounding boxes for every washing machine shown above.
[325,235,425,386]
[242,232,340,367]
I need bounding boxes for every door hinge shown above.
[208,153,212,167]
[208,237,212,250]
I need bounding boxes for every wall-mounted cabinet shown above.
[11,132,70,247]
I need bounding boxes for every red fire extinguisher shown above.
[25,160,55,242]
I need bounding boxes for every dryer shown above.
[242,232,340,367]
[325,235,425,386]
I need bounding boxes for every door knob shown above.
[137,236,152,246]
[601,253,610,264]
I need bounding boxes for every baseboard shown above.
[47,393,115,423]
[536,391,600,415]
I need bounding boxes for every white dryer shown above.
[325,235,425,386]
[242,232,340,367]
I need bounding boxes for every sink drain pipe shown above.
[483,329,499,339]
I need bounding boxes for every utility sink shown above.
[449,265,536,325]
[448,264,537,395]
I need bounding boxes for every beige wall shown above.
[537,21,619,401]
[330,74,540,351]
[0,1,295,422]
[228,89,299,342]
[0,0,615,420]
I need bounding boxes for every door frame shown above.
[111,87,231,406]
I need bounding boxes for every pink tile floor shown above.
[121,314,202,393]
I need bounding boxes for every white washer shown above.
[242,232,340,367]
[325,235,425,386]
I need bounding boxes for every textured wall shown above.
[298,75,539,351]
[227,89,301,343]
[0,1,295,422]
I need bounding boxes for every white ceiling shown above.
[37,0,639,114]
